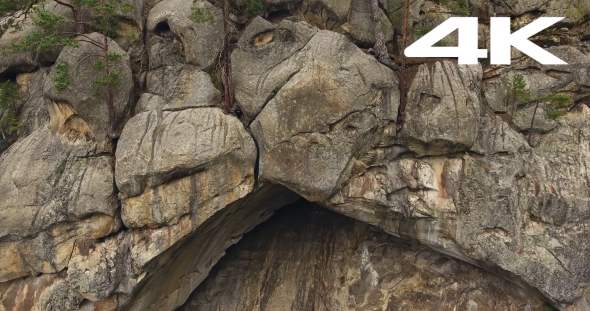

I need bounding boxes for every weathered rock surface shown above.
[0,127,118,281]
[147,0,224,70]
[232,17,318,122]
[399,61,482,154]
[16,70,50,137]
[237,19,398,201]
[0,274,83,311]
[328,105,590,310]
[182,201,547,311]
[137,65,220,113]
[44,33,133,152]
[1,0,590,310]
[115,107,256,207]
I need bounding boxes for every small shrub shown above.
[0,81,23,136]
[414,25,450,46]
[440,0,469,16]
[507,73,532,115]
[52,62,71,93]
[189,5,214,23]
[541,93,572,120]
[245,0,264,16]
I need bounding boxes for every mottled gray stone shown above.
[44,33,133,152]
[147,0,224,70]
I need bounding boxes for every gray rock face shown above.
[0,127,118,282]
[328,106,590,309]
[238,21,398,201]
[483,46,590,114]
[147,0,224,70]
[16,71,50,137]
[181,202,547,311]
[1,0,590,309]
[44,33,133,152]
[115,107,256,201]
[137,65,220,113]
[232,17,318,122]
[400,61,482,155]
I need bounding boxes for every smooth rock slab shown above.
[147,0,224,70]
[249,27,399,201]
[116,107,257,228]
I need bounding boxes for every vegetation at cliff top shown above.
[0,0,132,140]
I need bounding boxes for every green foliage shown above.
[0,81,21,107]
[0,81,23,135]
[52,62,71,93]
[415,26,433,38]
[413,25,450,46]
[0,0,37,37]
[545,110,565,120]
[540,93,572,120]
[507,74,532,114]
[244,0,264,16]
[189,5,214,24]
[9,7,79,53]
[440,0,469,16]
[92,0,125,38]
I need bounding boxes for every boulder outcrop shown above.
[0,0,589,310]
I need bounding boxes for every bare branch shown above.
[76,38,107,50]
[59,32,107,49]
[52,0,75,10]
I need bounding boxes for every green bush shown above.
[0,81,23,136]
[541,93,571,120]
[507,74,532,115]
[245,0,264,16]
[189,5,214,24]
[52,62,71,93]
[440,0,469,16]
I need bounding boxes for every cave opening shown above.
[177,199,547,311]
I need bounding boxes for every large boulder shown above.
[399,61,482,155]
[0,127,119,282]
[115,108,257,218]
[44,33,133,152]
[147,0,224,71]
[232,17,318,123]
[240,20,399,201]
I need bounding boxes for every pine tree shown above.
[2,0,132,139]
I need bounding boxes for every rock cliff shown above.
[0,0,589,310]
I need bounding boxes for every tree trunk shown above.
[53,0,84,34]
[222,0,234,113]
[73,8,84,34]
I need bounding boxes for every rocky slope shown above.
[0,0,589,310]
